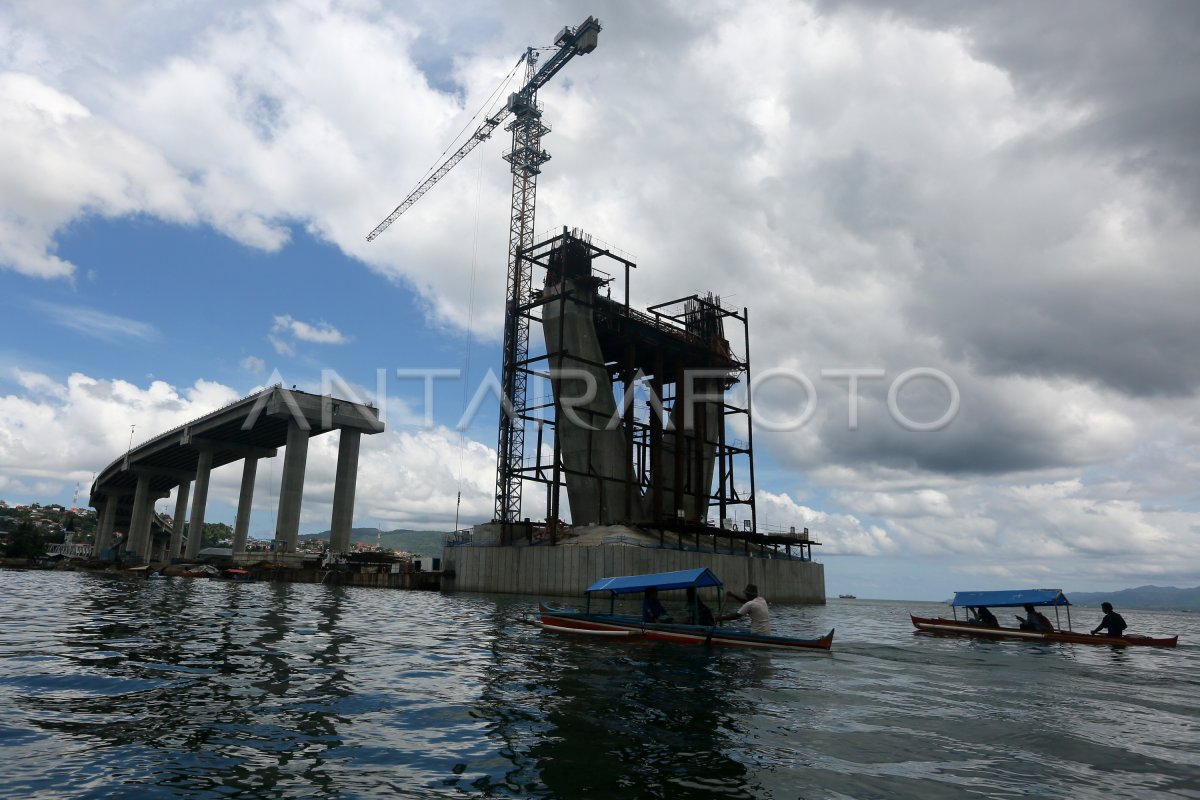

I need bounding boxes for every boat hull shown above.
[539,604,834,650]
[910,615,1178,648]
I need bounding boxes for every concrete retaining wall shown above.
[269,569,442,590]
[442,544,825,604]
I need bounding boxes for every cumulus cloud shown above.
[268,314,350,356]
[271,314,350,345]
[754,490,898,557]
[0,72,195,279]
[301,426,495,531]
[0,372,240,493]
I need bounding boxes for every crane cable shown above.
[414,55,523,534]
[410,54,526,191]
[454,127,487,534]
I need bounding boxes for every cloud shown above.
[0,372,240,490]
[30,300,157,342]
[271,314,350,345]
[240,355,266,374]
[755,490,898,557]
[13,367,67,399]
[267,334,295,357]
[267,314,350,357]
[0,72,196,279]
[302,426,495,530]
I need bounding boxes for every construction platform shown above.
[441,524,825,604]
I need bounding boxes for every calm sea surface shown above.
[1,570,1198,799]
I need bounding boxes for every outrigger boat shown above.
[911,589,1178,648]
[538,567,835,650]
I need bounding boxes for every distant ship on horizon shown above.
[838,593,857,599]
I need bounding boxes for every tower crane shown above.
[367,16,601,525]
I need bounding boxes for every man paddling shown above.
[1091,602,1128,638]
[718,584,771,635]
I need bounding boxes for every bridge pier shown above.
[275,419,310,553]
[186,449,214,560]
[232,457,259,554]
[170,480,190,560]
[93,497,118,557]
[329,429,362,553]
[128,474,152,563]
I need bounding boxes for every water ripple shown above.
[2,572,1199,798]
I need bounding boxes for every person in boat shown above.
[717,584,771,635]
[642,587,671,623]
[1016,604,1054,632]
[685,586,715,626]
[971,606,999,627]
[1090,602,1128,637]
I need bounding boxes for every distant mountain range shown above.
[1067,585,1200,612]
[299,527,448,557]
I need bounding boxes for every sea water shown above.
[1,570,1197,798]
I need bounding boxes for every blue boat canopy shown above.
[951,589,1070,608]
[585,568,724,595]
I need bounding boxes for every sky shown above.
[2,0,1199,600]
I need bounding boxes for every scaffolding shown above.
[487,227,817,559]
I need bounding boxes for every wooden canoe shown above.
[540,603,834,650]
[911,615,1178,647]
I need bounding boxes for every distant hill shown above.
[1067,585,1200,612]
[299,527,449,557]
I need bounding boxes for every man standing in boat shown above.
[1091,602,1128,638]
[718,584,771,634]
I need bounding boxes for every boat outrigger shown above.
[911,589,1178,648]
[538,567,835,650]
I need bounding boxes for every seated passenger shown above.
[1016,604,1054,632]
[685,586,715,626]
[972,606,999,627]
[642,587,670,623]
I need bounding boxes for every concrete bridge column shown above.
[128,474,152,563]
[93,498,118,557]
[329,429,362,553]
[186,449,214,560]
[169,481,190,560]
[232,457,258,555]
[139,494,158,562]
[275,419,310,553]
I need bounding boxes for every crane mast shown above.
[496,17,600,524]
[367,16,601,525]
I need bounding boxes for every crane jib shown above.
[366,15,601,242]
[365,110,510,242]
